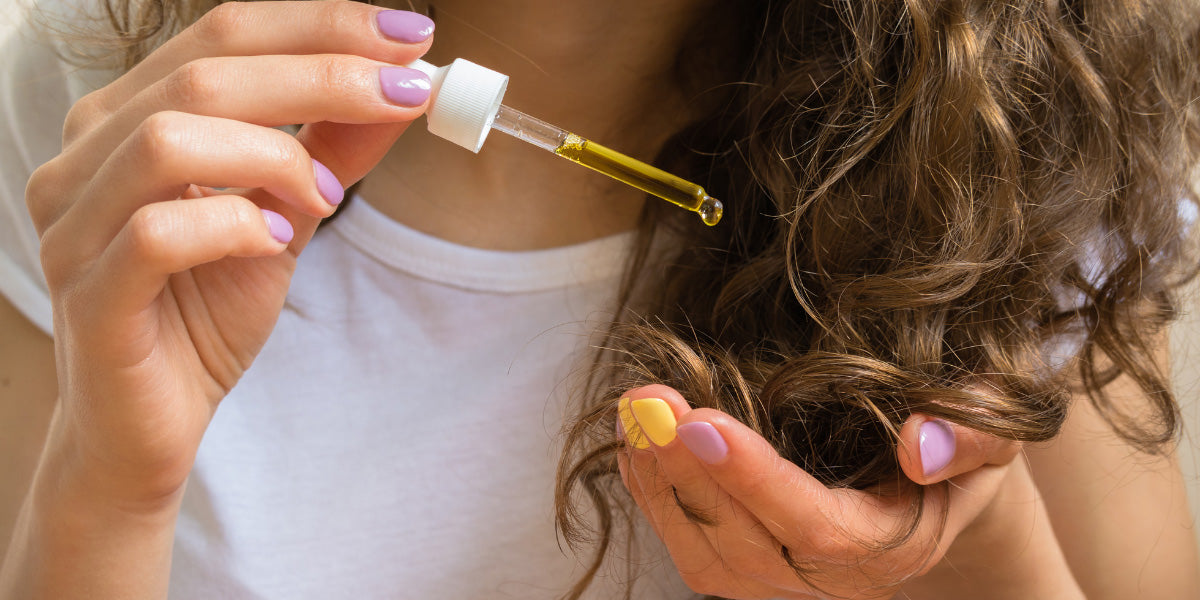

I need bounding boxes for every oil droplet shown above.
[697,196,723,226]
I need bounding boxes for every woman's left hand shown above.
[616,384,1078,599]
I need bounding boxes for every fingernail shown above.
[380,67,432,107]
[376,10,435,43]
[676,422,728,465]
[312,159,344,206]
[919,419,956,477]
[630,398,677,447]
[618,398,650,450]
[262,209,293,244]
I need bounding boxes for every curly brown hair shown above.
[555,0,1200,596]
[52,0,1200,598]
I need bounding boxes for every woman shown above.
[0,0,1196,598]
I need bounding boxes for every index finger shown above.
[658,392,961,582]
[81,2,434,128]
[673,407,849,548]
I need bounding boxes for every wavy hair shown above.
[556,0,1199,596]
[55,0,1200,598]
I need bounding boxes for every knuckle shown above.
[316,0,356,36]
[62,91,105,144]
[264,131,309,176]
[194,1,248,47]
[125,205,175,260]
[314,55,360,97]
[24,161,63,230]
[226,198,260,232]
[134,111,191,169]
[166,58,226,110]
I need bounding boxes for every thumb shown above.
[298,120,413,186]
[897,415,1023,485]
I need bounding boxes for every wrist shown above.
[0,408,183,599]
[903,463,1084,599]
[32,409,185,533]
[44,398,193,513]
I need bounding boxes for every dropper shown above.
[407,59,723,226]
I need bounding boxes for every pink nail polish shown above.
[919,419,956,477]
[379,67,432,107]
[261,209,293,244]
[312,159,343,206]
[376,10,435,43]
[676,422,728,464]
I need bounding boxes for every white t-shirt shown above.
[0,1,693,597]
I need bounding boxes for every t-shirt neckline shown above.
[327,196,636,294]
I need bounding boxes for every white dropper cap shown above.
[407,59,509,153]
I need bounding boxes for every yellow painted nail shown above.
[630,398,677,447]
[618,397,650,449]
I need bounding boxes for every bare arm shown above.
[0,295,56,561]
[1026,337,1200,599]
[1,294,184,598]
[1,3,436,596]
[0,421,184,599]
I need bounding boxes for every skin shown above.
[1024,341,1200,600]
[359,0,702,250]
[0,0,1194,597]
[617,385,1082,599]
[3,2,433,595]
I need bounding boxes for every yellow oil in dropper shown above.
[554,134,723,226]
[489,106,723,226]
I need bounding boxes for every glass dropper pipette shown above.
[407,58,724,227]
[487,105,724,226]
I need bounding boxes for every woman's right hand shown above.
[25,0,433,509]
